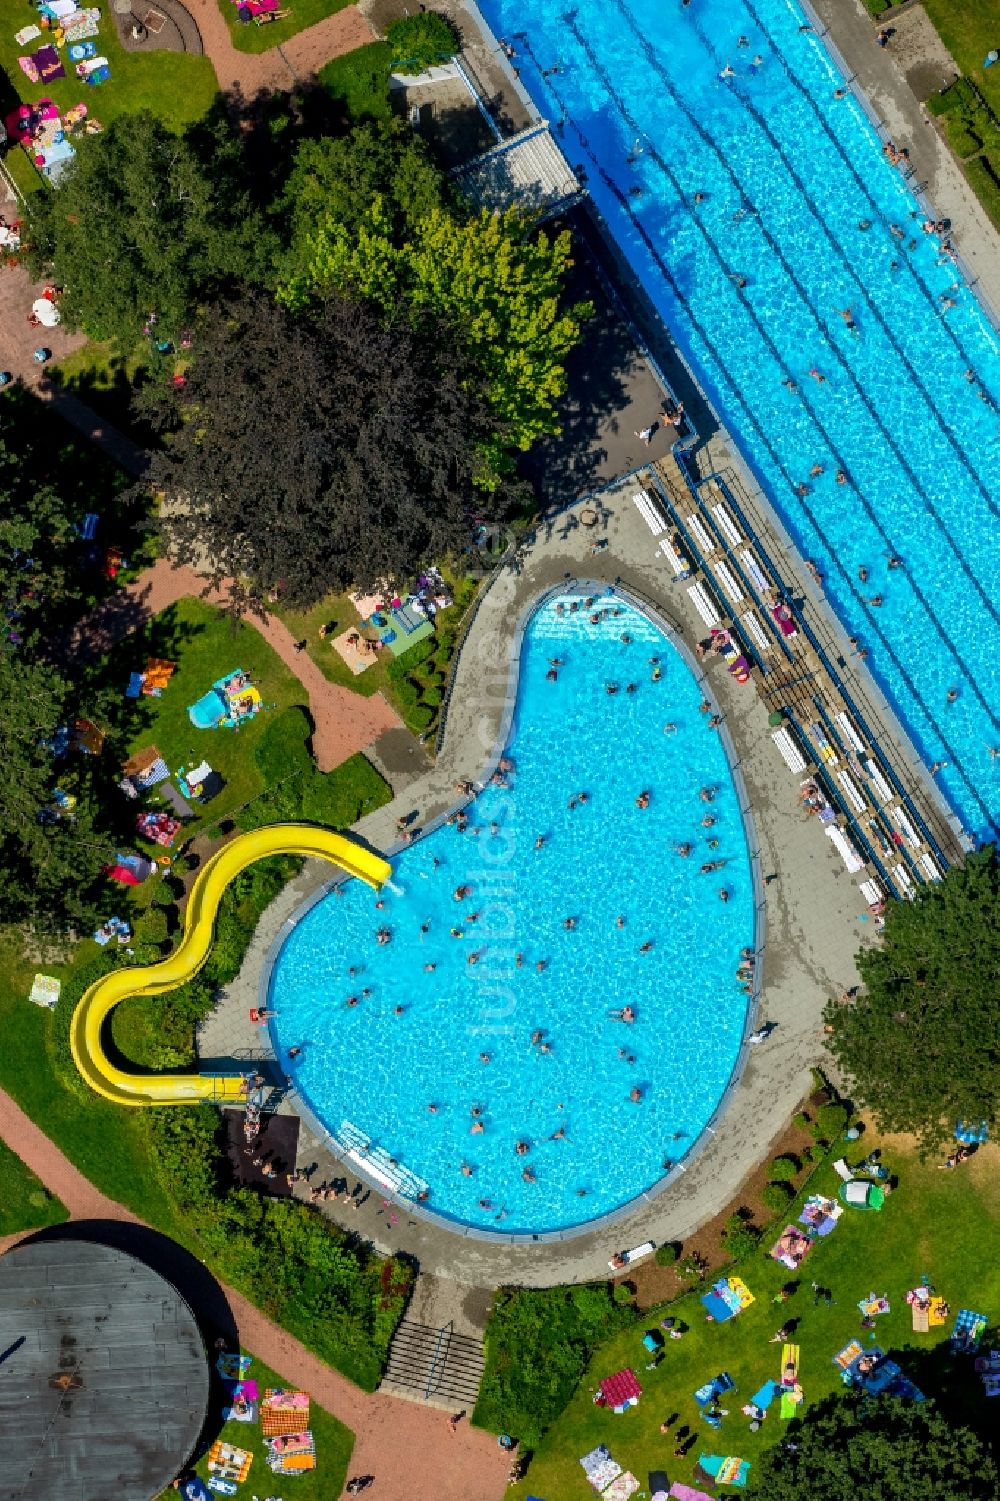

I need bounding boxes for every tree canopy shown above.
[141,295,507,606]
[823,847,1000,1153]
[278,124,590,483]
[21,112,271,349]
[748,1392,997,1500]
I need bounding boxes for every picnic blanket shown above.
[260,1388,310,1437]
[951,1309,988,1354]
[598,1368,642,1408]
[603,1474,639,1501]
[799,1195,842,1236]
[266,1431,316,1473]
[769,1224,813,1270]
[701,1275,754,1322]
[859,1292,891,1319]
[206,1441,252,1483]
[64,8,102,42]
[216,1353,251,1382]
[222,1378,258,1423]
[29,973,61,1008]
[699,1454,750,1487]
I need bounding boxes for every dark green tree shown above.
[21,112,271,349]
[823,846,1000,1154]
[141,294,508,607]
[749,1392,997,1500]
[0,655,116,930]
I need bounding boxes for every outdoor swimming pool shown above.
[269,596,755,1234]
[480,0,1000,840]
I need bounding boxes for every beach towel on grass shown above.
[64,9,102,42]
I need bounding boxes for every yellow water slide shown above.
[70,824,391,1107]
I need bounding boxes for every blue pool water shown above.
[270,597,754,1233]
[480,0,1000,839]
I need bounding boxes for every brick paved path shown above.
[0,1086,508,1501]
[186,0,374,95]
[69,557,401,771]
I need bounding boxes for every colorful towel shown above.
[63,8,101,43]
[32,45,65,80]
[216,1353,251,1381]
[15,25,41,45]
[260,1388,310,1436]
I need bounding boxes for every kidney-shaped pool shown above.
[268,593,757,1235]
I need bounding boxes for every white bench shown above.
[771,726,807,774]
[659,537,691,576]
[741,609,771,654]
[632,490,666,537]
[836,710,866,753]
[826,823,865,873]
[712,501,743,548]
[740,548,770,592]
[687,580,721,627]
[920,852,941,882]
[894,862,916,897]
[836,768,866,813]
[714,559,746,606]
[687,513,716,555]
[863,758,894,805]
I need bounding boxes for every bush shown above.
[768,1155,799,1182]
[721,1213,761,1262]
[473,1285,633,1445]
[964,156,1000,230]
[948,121,983,159]
[762,1181,795,1213]
[386,12,459,74]
[146,1106,413,1389]
[812,1103,849,1141]
[654,1242,680,1266]
[254,705,312,784]
[793,1111,810,1130]
[612,1281,635,1304]
[300,754,391,828]
[677,1252,708,1282]
[927,77,980,119]
[135,908,168,947]
[421,686,443,707]
[408,704,434,731]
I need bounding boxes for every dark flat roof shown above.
[0,1239,210,1501]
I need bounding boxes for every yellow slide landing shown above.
[70,824,391,1107]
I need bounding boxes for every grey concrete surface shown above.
[202,484,874,1288]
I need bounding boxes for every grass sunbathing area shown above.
[217,0,351,54]
[103,595,309,839]
[0,1138,68,1236]
[0,11,216,188]
[510,1133,1000,1500]
[154,1349,354,1500]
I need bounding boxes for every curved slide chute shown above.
[70,824,391,1107]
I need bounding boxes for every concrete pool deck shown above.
[201,483,881,1288]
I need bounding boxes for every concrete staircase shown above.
[379,1319,485,1411]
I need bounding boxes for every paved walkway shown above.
[205,479,873,1287]
[185,0,374,97]
[69,557,401,772]
[0,1086,508,1501]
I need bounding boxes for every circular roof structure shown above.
[0,1239,210,1501]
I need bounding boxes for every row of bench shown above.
[630,467,943,907]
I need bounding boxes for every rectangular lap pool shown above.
[479,0,1000,841]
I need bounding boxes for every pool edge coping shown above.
[259,580,767,1247]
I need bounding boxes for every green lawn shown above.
[97,595,310,841]
[922,0,1000,122]
[48,341,154,447]
[217,0,351,53]
[0,1138,68,1235]
[0,21,217,196]
[274,572,478,736]
[319,40,395,120]
[180,1350,354,1499]
[510,1136,1000,1500]
[0,928,192,1240]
